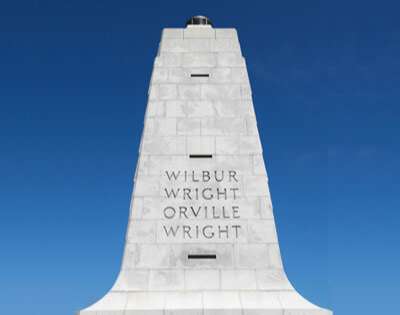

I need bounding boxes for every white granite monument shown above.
[78,16,332,315]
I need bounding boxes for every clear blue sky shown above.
[1,1,399,314]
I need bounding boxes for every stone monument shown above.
[78,16,332,315]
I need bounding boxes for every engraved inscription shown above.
[159,169,244,242]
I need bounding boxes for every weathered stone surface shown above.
[184,26,216,39]
[221,269,257,290]
[78,22,331,315]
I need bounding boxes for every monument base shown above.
[78,290,332,315]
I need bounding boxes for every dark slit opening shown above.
[188,254,216,259]
[189,154,213,158]
[190,74,209,77]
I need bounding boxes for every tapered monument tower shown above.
[78,16,332,315]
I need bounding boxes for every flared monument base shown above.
[78,290,332,315]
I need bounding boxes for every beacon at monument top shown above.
[186,15,213,26]
[78,16,332,315]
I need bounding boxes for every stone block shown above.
[186,136,215,154]
[168,68,187,83]
[204,310,242,315]
[125,292,165,313]
[252,155,266,176]
[221,269,257,290]
[165,100,186,117]
[242,308,283,315]
[217,53,245,67]
[177,118,201,135]
[213,100,255,117]
[151,68,169,83]
[178,84,202,99]
[133,175,160,196]
[240,291,281,310]
[259,197,274,219]
[211,38,241,53]
[144,118,177,136]
[268,244,284,269]
[278,292,321,310]
[203,291,241,315]
[256,269,293,290]
[165,310,202,315]
[234,197,262,219]
[186,38,212,52]
[148,85,158,100]
[240,136,262,154]
[231,68,249,83]
[246,117,259,136]
[164,292,202,312]
[149,270,185,290]
[149,84,178,100]
[214,155,253,174]
[149,155,215,175]
[244,175,269,197]
[162,28,184,39]
[122,244,170,269]
[129,197,144,219]
[146,101,165,118]
[210,68,232,83]
[140,136,186,155]
[159,84,178,100]
[236,244,269,268]
[185,101,215,117]
[201,84,241,100]
[127,220,156,243]
[182,53,216,67]
[135,155,162,176]
[135,156,147,176]
[160,39,187,53]
[142,197,163,219]
[125,308,163,315]
[154,53,182,67]
[201,117,246,135]
[215,136,240,154]
[215,28,238,39]
[185,269,220,289]
[243,101,256,116]
[112,269,149,291]
[184,26,216,38]
[247,220,277,243]
[241,85,252,100]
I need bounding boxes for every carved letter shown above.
[165,170,180,181]
[163,206,176,219]
[229,170,239,182]
[203,225,214,239]
[163,225,179,237]
[202,188,213,200]
[164,188,180,198]
[183,225,192,239]
[232,206,240,218]
[232,225,241,238]
[179,206,189,219]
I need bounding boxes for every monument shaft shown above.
[79,19,332,315]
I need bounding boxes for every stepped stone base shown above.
[79,290,332,315]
